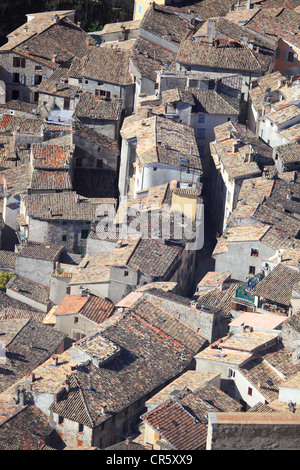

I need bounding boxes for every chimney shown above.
[100,403,107,415]
[52,54,57,64]
[51,355,59,367]
[26,371,35,383]
[65,375,70,393]
[213,39,219,49]
[207,19,217,41]
[18,387,26,406]
[116,240,123,248]
[77,21,81,28]
[232,142,240,153]
[144,443,153,450]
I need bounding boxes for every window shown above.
[251,248,259,257]
[99,89,111,99]
[208,79,215,90]
[75,157,82,167]
[248,387,253,396]
[62,234,67,242]
[124,270,129,277]
[138,4,143,14]
[196,128,206,139]
[81,229,89,239]
[249,266,256,275]
[63,98,70,110]
[276,48,280,59]
[77,440,83,447]
[34,74,43,85]
[33,92,39,103]
[78,246,85,255]
[287,50,297,63]
[12,73,20,83]
[78,423,84,433]
[58,416,64,425]
[96,159,103,168]
[35,65,42,71]
[197,114,205,123]
[228,368,235,378]
[13,56,25,68]
[74,317,79,324]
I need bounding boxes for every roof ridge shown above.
[71,372,95,427]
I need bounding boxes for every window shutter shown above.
[42,75,47,81]
[30,75,35,85]
[20,73,25,85]
[8,73,12,83]
[293,53,298,64]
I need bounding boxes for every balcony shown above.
[235,272,264,304]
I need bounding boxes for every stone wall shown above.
[207,412,300,450]
[0,51,53,102]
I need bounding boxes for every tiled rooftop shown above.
[213,225,270,255]
[55,293,115,324]
[6,275,52,308]
[0,318,66,393]
[17,241,64,261]
[74,93,122,121]
[0,402,56,450]
[275,142,300,165]
[251,264,300,306]
[140,4,192,46]
[22,191,116,221]
[82,46,134,86]
[146,370,219,404]
[0,250,17,270]
[176,33,273,73]
[0,14,94,68]
[142,398,208,450]
[121,115,202,172]
[131,37,176,82]
[49,307,206,428]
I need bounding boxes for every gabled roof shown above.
[0,14,94,69]
[55,294,116,324]
[49,307,206,428]
[141,399,207,450]
[0,318,66,393]
[251,263,300,306]
[0,403,56,450]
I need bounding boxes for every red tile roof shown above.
[142,399,207,450]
